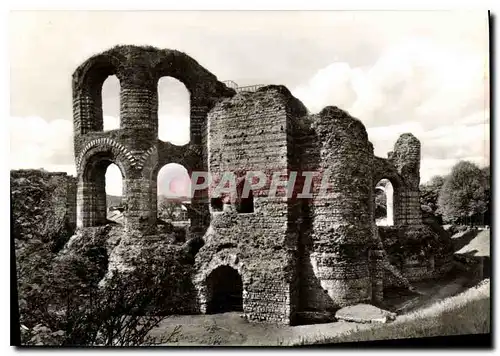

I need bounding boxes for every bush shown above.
[19,227,193,346]
[378,225,453,267]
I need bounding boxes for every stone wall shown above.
[194,86,307,324]
[11,169,77,246]
[72,45,233,235]
[294,107,374,311]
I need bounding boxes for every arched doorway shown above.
[206,266,243,313]
[79,152,125,228]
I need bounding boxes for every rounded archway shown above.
[375,179,395,226]
[206,266,243,314]
[158,77,190,145]
[102,75,120,131]
[154,163,192,240]
[105,163,124,225]
[78,151,126,228]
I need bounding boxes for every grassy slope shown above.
[295,279,490,345]
[456,230,490,257]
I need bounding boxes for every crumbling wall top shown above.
[72,45,235,98]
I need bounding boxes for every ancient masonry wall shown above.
[69,45,443,325]
[295,107,375,311]
[390,133,422,226]
[72,45,233,236]
[194,87,307,324]
[11,170,77,237]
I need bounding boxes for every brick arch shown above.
[72,46,233,234]
[372,157,407,226]
[194,250,250,314]
[372,156,404,189]
[152,50,235,147]
[152,49,234,99]
[76,148,127,228]
[77,138,134,176]
[374,178,397,226]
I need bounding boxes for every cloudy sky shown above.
[9,11,489,196]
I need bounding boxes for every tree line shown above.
[420,161,490,226]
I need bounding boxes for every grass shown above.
[293,279,490,345]
[456,230,490,257]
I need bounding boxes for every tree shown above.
[158,197,184,221]
[19,227,189,346]
[437,161,488,225]
[481,166,491,225]
[420,175,445,222]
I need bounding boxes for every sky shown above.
[9,11,490,196]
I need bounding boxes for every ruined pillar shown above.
[76,180,106,227]
[310,106,373,308]
[385,182,394,226]
[117,70,159,234]
[391,133,422,226]
[188,95,212,241]
[123,176,156,234]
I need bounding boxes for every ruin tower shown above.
[72,45,233,235]
[193,86,308,324]
[301,107,374,310]
[389,133,422,226]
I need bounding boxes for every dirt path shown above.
[149,312,374,346]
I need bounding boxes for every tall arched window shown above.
[105,163,124,224]
[156,164,191,240]
[375,179,394,226]
[158,77,190,145]
[101,75,120,131]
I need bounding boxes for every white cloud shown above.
[103,115,120,131]
[158,114,190,145]
[9,12,489,190]
[293,36,489,184]
[420,155,488,183]
[366,122,425,158]
[158,77,190,145]
[366,119,489,183]
[157,164,191,197]
[9,116,74,170]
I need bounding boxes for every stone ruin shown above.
[72,45,447,325]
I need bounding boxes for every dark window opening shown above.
[211,198,223,212]
[237,189,254,213]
